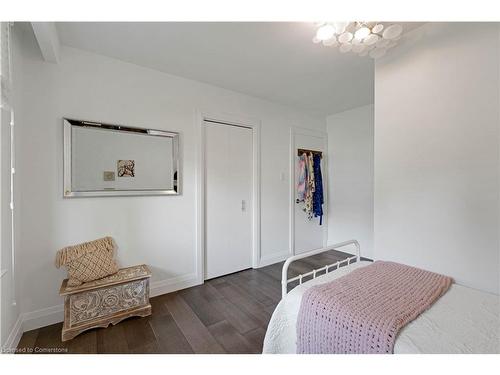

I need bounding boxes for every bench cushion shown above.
[56,237,119,286]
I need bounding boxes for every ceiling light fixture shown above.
[315,24,336,41]
[313,22,403,59]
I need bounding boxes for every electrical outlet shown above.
[103,171,115,181]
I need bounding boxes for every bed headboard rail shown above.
[281,240,361,298]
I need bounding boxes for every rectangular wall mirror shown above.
[63,118,180,197]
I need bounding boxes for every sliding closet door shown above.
[205,121,253,279]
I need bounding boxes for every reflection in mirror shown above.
[64,119,180,197]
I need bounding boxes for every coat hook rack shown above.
[297,148,323,158]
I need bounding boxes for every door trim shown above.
[289,126,328,256]
[196,110,261,283]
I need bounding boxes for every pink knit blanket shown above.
[296,261,453,354]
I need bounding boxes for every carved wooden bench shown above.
[59,264,152,341]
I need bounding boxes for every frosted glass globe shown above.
[316,24,336,41]
[364,33,379,45]
[383,24,403,40]
[333,22,348,34]
[323,37,338,46]
[372,24,384,34]
[338,32,353,43]
[354,27,370,40]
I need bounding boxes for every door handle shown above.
[241,200,246,211]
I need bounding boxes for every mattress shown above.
[263,261,500,354]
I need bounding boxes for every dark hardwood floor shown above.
[16,249,356,354]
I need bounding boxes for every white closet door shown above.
[205,121,253,279]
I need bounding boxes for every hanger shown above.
[297,148,322,158]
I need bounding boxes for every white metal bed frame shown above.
[281,240,361,298]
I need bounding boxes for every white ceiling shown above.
[55,22,419,116]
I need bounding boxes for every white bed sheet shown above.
[263,261,500,354]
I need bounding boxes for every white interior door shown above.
[205,121,253,279]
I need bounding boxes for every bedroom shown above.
[0,0,499,372]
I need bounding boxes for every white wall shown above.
[326,105,374,259]
[13,24,325,324]
[375,23,499,294]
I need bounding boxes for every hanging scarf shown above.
[296,153,308,202]
[312,153,324,225]
[304,153,315,220]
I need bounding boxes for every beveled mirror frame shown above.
[63,118,181,197]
